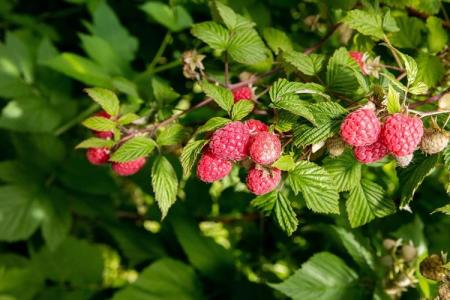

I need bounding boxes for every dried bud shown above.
[363,56,382,79]
[182,50,206,80]
[326,136,345,157]
[420,254,447,282]
[395,154,414,168]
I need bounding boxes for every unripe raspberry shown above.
[340,109,381,147]
[383,238,397,250]
[382,114,423,156]
[249,132,282,165]
[232,86,253,102]
[395,154,413,168]
[209,121,251,161]
[401,244,417,262]
[354,140,388,164]
[196,151,232,182]
[326,136,345,157]
[420,128,449,155]
[246,168,281,195]
[112,157,146,176]
[245,119,269,135]
[86,148,110,165]
[94,111,114,139]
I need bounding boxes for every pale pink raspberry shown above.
[354,140,389,164]
[340,109,381,147]
[209,121,251,161]
[246,168,281,195]
[245,119,269,135]
[112,157,146,176]
[196,151,232,182]
[249,132,282,165]
[86,148,110,165]
[381,114,423,156]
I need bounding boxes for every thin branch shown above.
[409,87,450,108]
[303,23,341,55]
[409,109,450,118]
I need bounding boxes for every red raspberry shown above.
[112,157,146,176]
[86,148,110,165]
[196,151,232,182]
[340,109,381,147]
[249,132,282,165]
[232,86,253,103]
[94,111,114,139]
[245,119,269,135]
[349,51,365,73]
[353,140,388,164]
[246,168,281,195]
[381,114,424,156]
[209,121,251,161]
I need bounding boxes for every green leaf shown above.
[426,16,448,53]
[251,191,277,215]
[390,16,424,49]
[214,1,254,30]
[191,21,229,51]
[346,179,396,228]
[274,193,299,236]
[110,136,156,162]
[157,123,188,146]
[231,100,254,120]
[141,2,193,32]
[171,215,234,281]
[408,81,428,95]
[227,28,269,64]
[44,53,111,87]
[397,51,418,86]
[326,48,360,96]
[197,117,231,134]
[382,10,399,32]
[283,51,325,76]
[151,77,180,103]
[386,84,401,114]
[112,258,205,300]
[180,139,208,176]
[343,9,384,40]
[323,151,361,192]
[151,156,178,219]
[263,27,293,55]
[288,161,340,214]
[306,102,347,125]
[272,155,295,171]
[118,112,140,125]
[0,185,44,241]
[84,87,120,116]
[398,154,439,207]
[416,53,445,88]
[433,204,450,216]
[75,137,114,149]
[32,237,104,285]
[275,111,298,133]
[293,120,340,147]
[200,81,234,113]
[270,252,359,300]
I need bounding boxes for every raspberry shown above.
[382,114,423,156]
[232,86,253,103]
[420,128,449,155]
[196,151,232,182]
[246,168,281,195]
[86,148,110,165]
[94,111,113,139]
[326,136,345,157]
[245,119,269,135]
[349,51,365,73]
[112,157,146,176]
[395,154,413,168]
[249,132,282,165]
[209,121,251,161]
[353,140,388,164]
[340,109,381,147]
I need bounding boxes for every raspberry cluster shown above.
[85,111,146,176]
[232,86,253,103]
[339,108,424,167]
[196,119,282,195]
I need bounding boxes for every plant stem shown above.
[152,59,181,74]
[383,36,403,69]
[148,31,172,72]
[304,23,341,55]
[409,109,450,118]
[55,103,99,136]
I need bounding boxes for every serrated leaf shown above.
[200,81,233,113]
[270,252,359,300]
[283,51,324,76]
[306,102,347,125]
[380,72,408,92]
[427,16,448,53]
[323,151,361,192]
[118,113,140,125]
[180,139,208,176]
[398,153,439,207]
[433,204,450,216]
[110,136,156,162]
[293,120,340,147]
[263,27,293,55]
[197,117,231,134]
[382,10,399,32]
[231,100,254,120]
[272,155,295,171]
[275,111,298,133]
[151,77,180,103]
[417,53,445,88]
[390,16,424,49]
[443,145,450,170]
[288,161,340,214]
[227,28,268,65]
[251,191,277,215]
[343,9,384,40]
[408,81,428,95]
[273,98,314,123]
[82,116,116,131]
[157,124,188,146]
[140,2,193,32]
[386,84,401,114]
[76,137,114,149]
[326,48,360,96]
[191,21,229,51]
[346,179,395,228]
[85,87,120,116]
[151,156,178,219]
[397,51,418,86]
[214,1,254,30]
